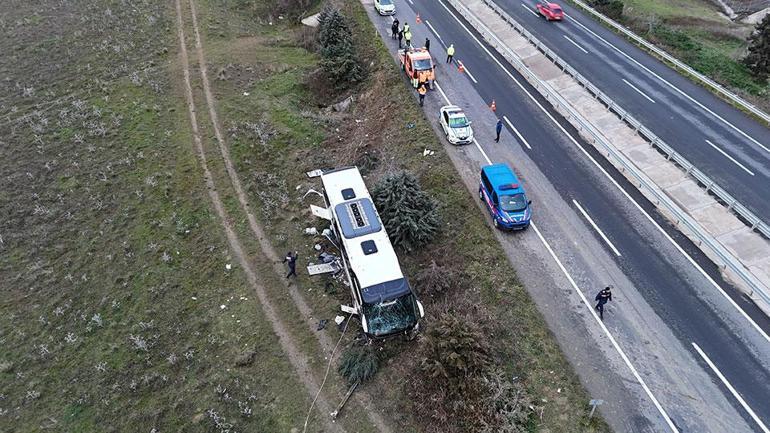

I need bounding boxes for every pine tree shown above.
[744,14,770,80]
[316,6,364,87]
[372,172,440,251]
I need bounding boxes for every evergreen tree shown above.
[316,6,364,87]
[372,172,440,251]
[744,14,770,80]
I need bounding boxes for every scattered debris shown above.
[220,304,226,310]
[332,95,354,112]
[317,319,328,331]
[243,92,250,96]
[304,227,318,235]
[225,263,232,270]
[422,149,435,156]
[334,315,345,325]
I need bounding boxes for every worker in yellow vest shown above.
[446,44,455,64]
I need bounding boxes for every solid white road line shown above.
[521,3,539,17]
[436,4,679,429]
[502,115,532,149]
[565,13,770,154]
[462,62,479,84]
[425,20,445,46]
[692,342,770,433]
[705,139,755,176]
[440,0,770,346]
[439,0,770,366]
[563,34,589,54]
[622,78,656,103]
[573,199,622,256]
[531,222,677,432]
[406,0,414,5]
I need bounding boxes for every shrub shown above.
[591,0,624,20]
[414,260,455,298]
[317,6,364,88]
[413,313,533,432]
[372,172,440,251]
[338,345,379,384]
[744,14,770,80]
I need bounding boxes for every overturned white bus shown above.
[308,167,424,338]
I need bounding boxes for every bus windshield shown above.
[363,294,418,336]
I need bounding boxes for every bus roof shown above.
[320,167,405,293]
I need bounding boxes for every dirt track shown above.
[175,0,393,431]
[174,0,343,431]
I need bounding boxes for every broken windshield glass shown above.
[363,293,417,336]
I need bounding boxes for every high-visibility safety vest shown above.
[403,24,410,33]
[447,45,455,56]
[418,86,427,95]
[404,30,412,41]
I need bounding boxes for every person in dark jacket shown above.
[397,28,404,48]
[495,118,503,142]
[391,18,400,39]
[283,251,298,279]
[595,286,613,320]
[425,37,430,52]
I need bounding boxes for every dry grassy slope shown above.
[0,1,313,431]
[202,0,609,432]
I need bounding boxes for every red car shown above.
[536,2,563,21]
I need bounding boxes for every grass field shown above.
[0,1,312,431]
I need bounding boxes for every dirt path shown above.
[173,1,342,431]
[184,0,394,431]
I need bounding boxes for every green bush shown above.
[414,313,533,432]
[372,172,440,251]
[317,6,364,88]
[338,345,380,384]
[591,0,624,20]
[744,14,770,80]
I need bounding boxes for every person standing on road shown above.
[446,43,455,63]
[283,251,298,279]
[595,286,613,320]
[403,22,410,35]
[424,37,430,52]
[418,84,427,106]
[404,28,412,49]
[495,118,503,142]
[391,18,400,39]
[397,28,404,48]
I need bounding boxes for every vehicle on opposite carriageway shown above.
[536,2,563,20]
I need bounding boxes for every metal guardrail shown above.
[567,0,770,126]
[480,0,770,241]
[445,0,770,307]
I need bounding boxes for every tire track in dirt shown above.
[174,1,342,431]
[185,0,394,431]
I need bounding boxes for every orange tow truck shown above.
[398,47,435,90]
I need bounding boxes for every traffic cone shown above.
[490,99,497,112]
[416,13,422,24]
[458,61,465,74]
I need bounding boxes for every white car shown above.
[374,0,395,15]
[439,105,473,145]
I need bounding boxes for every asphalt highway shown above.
[365,0,770,431]
[497,0,770,220]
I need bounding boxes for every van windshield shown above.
[500,193,528,212]
[363,293,418,336]
[413,58,433,71]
